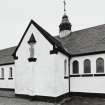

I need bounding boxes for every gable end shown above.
[13,19,70,59]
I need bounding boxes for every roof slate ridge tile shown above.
[72,24,105,33]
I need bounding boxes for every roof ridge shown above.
[72,24,105,33]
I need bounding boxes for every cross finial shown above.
[63,0,66,13]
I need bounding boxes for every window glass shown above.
[84,59,91,73]
[73,60,79,74]
[9,67,13,78]
[64,59,67,76]
[29,44,34,58]
[1,68,4,79]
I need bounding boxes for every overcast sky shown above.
[0,0,105,49]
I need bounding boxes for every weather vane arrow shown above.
[63,0,66,13]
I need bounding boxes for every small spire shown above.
[59,0,72,38]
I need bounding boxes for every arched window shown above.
[96,58,104,73]
[64,59,67,77]
[84,59,91,73]
[73,60,79,74]
[28,34,36,58]
[28,34,37,62]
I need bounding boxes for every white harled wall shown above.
[15,23,69,97]
[54,53,69,97]
[70,53,105,94]
[0,64,15,89]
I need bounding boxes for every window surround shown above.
[28,34,37,62]
[84,59,91,74]
[96,57,104,73]
[70,73,105,77]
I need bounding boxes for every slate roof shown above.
[2,21,105,66]
[55,24,105,56]
[0,46,17,66]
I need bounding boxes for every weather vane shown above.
[63,0,66,14]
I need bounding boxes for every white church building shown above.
[0,11,105,100]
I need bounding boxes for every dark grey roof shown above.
[2,21,105,65]
[0,46,17,66]
[55,24,105,56]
